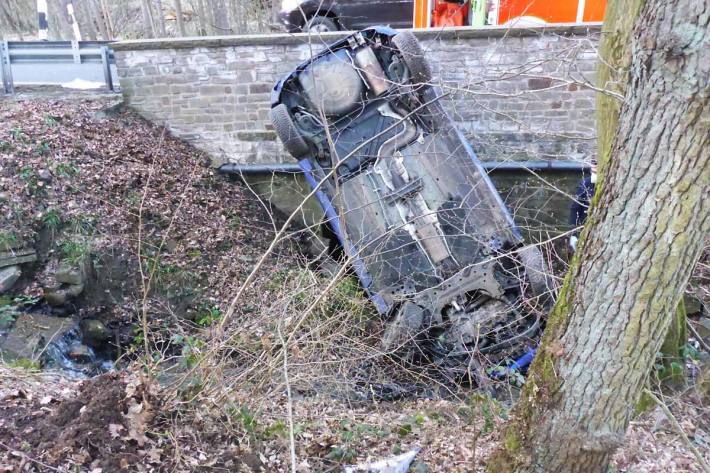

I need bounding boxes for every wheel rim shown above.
[308,23,330,33]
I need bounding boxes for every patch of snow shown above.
[62,78,104,90]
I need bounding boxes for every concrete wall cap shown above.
[111,22,602,51]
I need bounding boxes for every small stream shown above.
[0,305,116,378]
[41,324,115,378]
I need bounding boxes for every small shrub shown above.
[43,114,58,127]
[60,239,92,266]
[41,209,62,228]
[196,306,222,327]
[0,231,19,250]
[55,162,79,178]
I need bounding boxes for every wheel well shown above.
[306,10,339,27]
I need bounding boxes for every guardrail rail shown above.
[0,40,117,94]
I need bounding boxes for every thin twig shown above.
[643,389,710,473]
[277,325,297,473]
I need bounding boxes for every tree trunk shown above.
[228,0,238,34]
[154,0,167,37]
[174,0,185,36]
[212,0,229,34]
[89,0,109,40]
[598,0,690,389]
[99,0,113,39]
[140,0,155,37]
[488,0,710,471]
[0,3,24,39]
[75,0,97,40]
[195,0,207,35]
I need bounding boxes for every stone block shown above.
[0,266,21,294]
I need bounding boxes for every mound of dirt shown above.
[0,370,158,471]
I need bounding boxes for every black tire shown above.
[270,103,310,159]
[392,31,433,85]
[518,245,555,302]
[306,15,338,33]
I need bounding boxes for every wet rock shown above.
[67,343,92,362]
[55,264,86,286]
[80,319,111,346]
[37,169,52,182]
[44,264,86,307]
[165,239,179,252]
[0,247,37,266]
[44,286,68,306]
[0,265,21,294]
[65,282,85,297]
[0,313,72,361]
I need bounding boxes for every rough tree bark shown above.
[154,0,167,37]
[140,0,156,37]
[598,0,690,390]
[195,0,207,35]
[174,0,185,36]
[488,0,709,471]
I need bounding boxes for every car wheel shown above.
[518,245,555,302]
[306,15,338,33]
[270,103,310,159]
[392,31,433,85]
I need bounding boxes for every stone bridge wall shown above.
[113,24,601,166]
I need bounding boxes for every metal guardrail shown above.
[0,41,116,94]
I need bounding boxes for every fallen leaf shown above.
[109,423,125,439]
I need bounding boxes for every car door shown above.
[337,0,414,30]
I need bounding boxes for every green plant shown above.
[33,140,50,156]
[19,166,35,182]
[227,405,259,436]
[7,358,41,371]
[0,306,18,328]
[131,326,145,348]
[41,209,62,228]
[0,139,10,151]
[196,306,222,327]
[11,127,26,142]
[68,215,96,234]
[43,114,58,127]
[326,446,357,463]
[60,239,92,265]
[228,215,242,230]
[55,162,79,178]
[179,336,204,368]
[264,420,288,439]
[0,231,19,250]
[18,167,44,195]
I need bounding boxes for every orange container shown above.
[432,0,469,27]
[497,0,607,24]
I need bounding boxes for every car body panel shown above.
[279,0,414,31]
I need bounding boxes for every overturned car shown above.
[270,27,552,376]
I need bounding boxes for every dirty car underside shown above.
[270,27,551,376]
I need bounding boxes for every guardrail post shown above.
[100,46,113,92]
[0,41,13,95]
[71,40,81,63]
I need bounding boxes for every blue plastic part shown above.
[298,158,389,314]
[490,347,537,379]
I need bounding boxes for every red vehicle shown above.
[415,0,607,28]
[278,0,607,33]
[492,0,607,26]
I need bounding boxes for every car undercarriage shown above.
[270,27,553,380]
